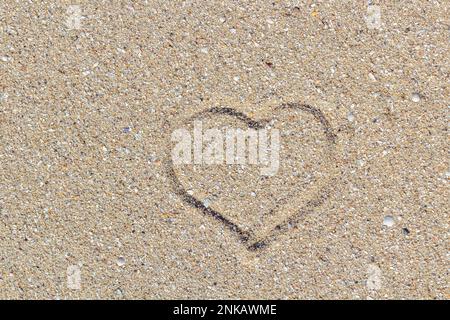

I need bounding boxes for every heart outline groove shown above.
[165,102,339,251]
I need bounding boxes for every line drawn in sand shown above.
[165,102,341,250]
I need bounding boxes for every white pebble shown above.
[115,288,123,297]
[347,112,355,122]
[383,215,395,227]
[411,92,421,102]
[116,257,126,266]
[203,198,211,208]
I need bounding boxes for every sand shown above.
[0,1,448,299]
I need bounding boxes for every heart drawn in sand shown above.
[166,102,340,250]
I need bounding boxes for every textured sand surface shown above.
[0,1,448,299]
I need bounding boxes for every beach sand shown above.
[0,1,448,299]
